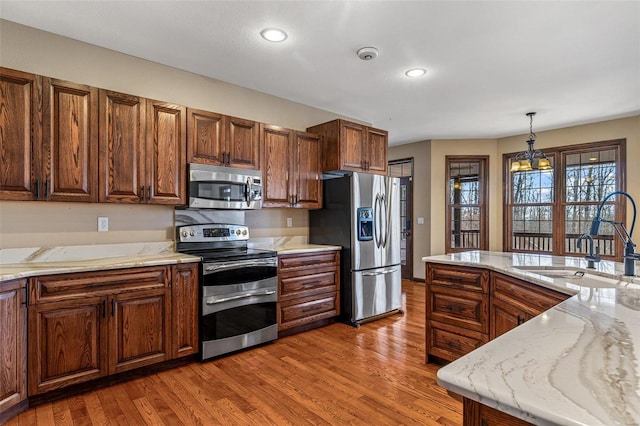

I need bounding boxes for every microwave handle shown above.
[244,178,251,207]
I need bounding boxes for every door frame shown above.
[388,158,414,281]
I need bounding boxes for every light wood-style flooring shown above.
[8,280,462,425]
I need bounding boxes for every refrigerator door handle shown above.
[381,193,388,248]
[362,268,399,277]
[374,193,381,248]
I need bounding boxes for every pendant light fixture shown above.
[509,112,552,172]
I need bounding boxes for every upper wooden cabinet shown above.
[187,108,259,170]
[99,91,186,205]
[42,78,99,202]
[0,68,42,201]
[306,119,388,175]
[261,125,322,208]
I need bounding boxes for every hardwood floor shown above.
[8,280,461,425]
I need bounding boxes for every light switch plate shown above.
[286,217,293,228]
[98,217,109,232]
[417,217,424,225]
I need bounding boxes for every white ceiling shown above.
[1,1,639,146]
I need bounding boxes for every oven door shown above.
[200,257,277,360]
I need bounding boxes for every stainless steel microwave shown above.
[188,164,263,209]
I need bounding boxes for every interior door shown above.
[399,176,413,279]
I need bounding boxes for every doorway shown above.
[388,159,413,280]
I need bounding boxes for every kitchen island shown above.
[423,251,640,426]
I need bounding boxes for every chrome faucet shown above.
[588,191,639,277]
[576,233,600,269]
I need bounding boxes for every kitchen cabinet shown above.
[261,125,322,208]
[0,279,28,424]
[186,109,260,170]
[490,272,569,339]
[0,69,99,202]
[171,263,199,358]
[277,250,340,335]
[27,266,172,395]
[463,397,533,426]
[306,119,388,175]
[425,264,489,362]
[42,78,99,202]
[0,68,42,201]
[99,90,186,204]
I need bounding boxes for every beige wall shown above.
[0,20,347,249]
[388,140,431,279]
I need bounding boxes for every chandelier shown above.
[509,112,552,172]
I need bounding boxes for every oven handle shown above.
[205,258,276,273]
[206,290,276,305]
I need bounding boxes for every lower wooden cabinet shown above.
[0,279,28,424]
[463,397,533,426]
[26,264,198,396]
[171,263,199,358]
[490,272,570,339]
[277,250,340,334]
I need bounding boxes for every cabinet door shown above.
[293,131,322,209]
[186,108,225,166]
[28,296,107,395]
[227,116,260,170]
[490,297,529,340]
[366,127,388,174]
[171,264,199,359]
[109,288,171,374]
[42,78,98,202]
[99,90,146,203]
[262,124,293,207]
[0,279,27,421]
[0,68,42,201]
[146,100,186,205]
[339,121,366,171]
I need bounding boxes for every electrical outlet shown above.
[98,216,109,232]
[417,217,424,225]
[286,217,293,228]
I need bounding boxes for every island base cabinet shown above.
[0,279,28,424]
[427,320,488,362]
[463,398,533,426]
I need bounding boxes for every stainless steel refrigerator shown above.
[309,172,402,326]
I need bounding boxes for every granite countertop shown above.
[0,242,200,282]
[422,251,640,425]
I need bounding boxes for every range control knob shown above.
[190,230,196,236]
[242,230,247,236]
[181,230,189,238]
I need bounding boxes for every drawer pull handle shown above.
[302,305,322,313]
[517,315,525,325]
[446,341,462,350]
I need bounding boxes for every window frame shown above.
[445,155,489,253]
[503,139,626,258]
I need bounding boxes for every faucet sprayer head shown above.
[589,217,602,236]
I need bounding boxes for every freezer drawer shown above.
[351,266,401,323]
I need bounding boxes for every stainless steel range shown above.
[176,223,278,361]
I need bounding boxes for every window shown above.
[504,139,626,258]
[446,156,488,253]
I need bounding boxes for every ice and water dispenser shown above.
[357,207,374,241]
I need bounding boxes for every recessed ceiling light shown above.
[405,68,427,78]
[260,28,287,42]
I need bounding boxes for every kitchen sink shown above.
[512,266,627,288]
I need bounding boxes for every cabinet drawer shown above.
[428,286,488,333]
[427,320,488,362]
[279,293,338,330]
[491,273,569,316]
[279,267,338,301]
[426,263,488,293]
[278,251,339,271]
[30,267,169,304]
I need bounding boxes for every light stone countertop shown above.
[0,242,200,282]
[422,250,640,426]
[248,236,341,255]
